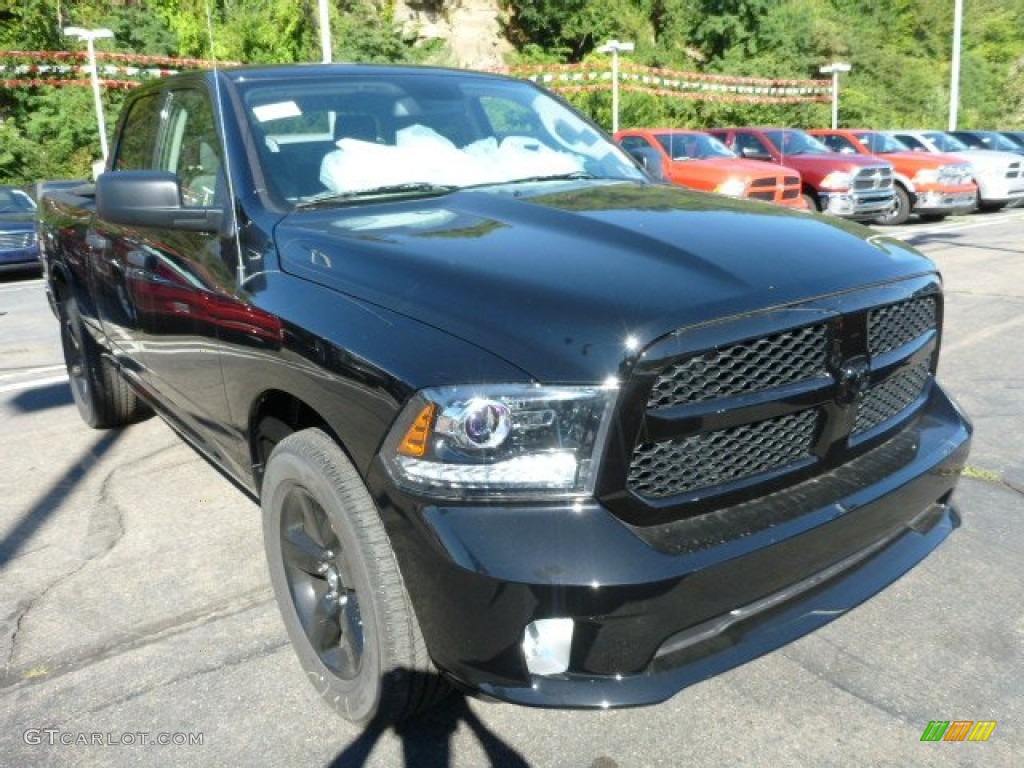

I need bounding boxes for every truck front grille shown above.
[746,175,802,203]
[0,231,36,250]
[614,284,940,518]
[855,361,931,434]
[647,324,828,408]
[868,295,937,355]
[853,166,894,191]
[629,409,819,499]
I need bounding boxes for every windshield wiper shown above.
[295,182,457,209]
[502,171,600,185]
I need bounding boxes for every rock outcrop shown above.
[393,0,511,70]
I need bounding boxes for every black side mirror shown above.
[96,171,223,233]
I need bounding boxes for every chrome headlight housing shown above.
[381,383,618,499]
[819,170,854,190]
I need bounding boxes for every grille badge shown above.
[836,356,870,406]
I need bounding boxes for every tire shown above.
[978,200,1006,212]
[802,193,819,212]
[261,428,448,724]
[59,293,149,428]
[875,184,910,226]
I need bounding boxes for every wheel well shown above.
[250,390,336,491]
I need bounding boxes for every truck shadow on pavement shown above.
[0,429,122,568]
[10,381,72,413]
[329,672,530,768]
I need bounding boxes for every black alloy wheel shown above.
[261,428,448,724]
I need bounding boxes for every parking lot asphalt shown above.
[1,208,1022,767]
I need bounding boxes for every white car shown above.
[885,129,1024,211]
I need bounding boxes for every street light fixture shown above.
[819,61,851,130]
[597,39,635,134]
[64,26,114,162]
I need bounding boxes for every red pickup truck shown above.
[707,127,896,220]
[809,129,977,224]
[615,129,807,209]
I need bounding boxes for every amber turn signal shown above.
[397,403,436,457]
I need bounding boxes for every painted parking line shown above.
[0,372,68,397]
[0,277,45,292]
[0,364,66,381]
[881,210,1024,242]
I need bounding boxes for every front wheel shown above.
[875,184,911,226]
[261,428,448,724]
[59,292,149,428]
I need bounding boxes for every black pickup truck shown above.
[38,64,972,725]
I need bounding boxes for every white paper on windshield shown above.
[319,124,585,194]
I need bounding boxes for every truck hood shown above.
[947,148,1022,172]
[773,153,890,174]
[275,182,935,383]
[674,157,795,178]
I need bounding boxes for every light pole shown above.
[819,62,851,130]
[318,0,332,63]
[64,26,114,162]
[949,0,963,130]
[597,39,635,134]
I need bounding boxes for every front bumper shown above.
[0,245,41,274]
[379,384,971,709]
[819,189,896,219]
[975,174,1024,205]
[913,187,978,216]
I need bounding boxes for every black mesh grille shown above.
[647,324,829,409]
[855,361,931,434]
[621,287,940,515]
[749,191,775,201]
[749,178,776,189]
[628,409,819,499]
[868,296,937,355]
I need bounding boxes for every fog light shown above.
[522,618,574,676]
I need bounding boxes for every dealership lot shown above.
[1,209,1021,767]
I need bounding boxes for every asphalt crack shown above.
[0,586,275,691]
[2,440,179,681]
[962,465,1024,498]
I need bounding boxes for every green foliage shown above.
[3,0,1024,186]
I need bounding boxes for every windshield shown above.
[655,132,735,160]
[855,132,909,154]
[0,187,36,214]
[240,72,644,205]
[763,129,832,155]
[924,132,969,152]
[976,132,1022,152]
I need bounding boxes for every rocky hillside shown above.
[393,0,511,69]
